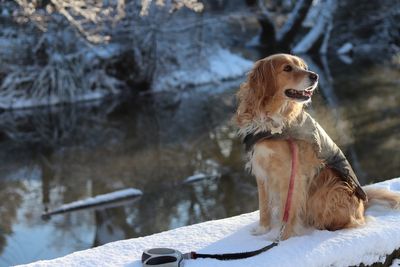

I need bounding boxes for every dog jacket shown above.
[243,111,367,201]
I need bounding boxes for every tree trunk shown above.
[276,0,314,46]
[259,14,276,48]
[255,0,277,50]
[292,0,336,54]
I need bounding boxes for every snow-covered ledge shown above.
[21,178,400,267]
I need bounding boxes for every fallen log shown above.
[42,188,142,219]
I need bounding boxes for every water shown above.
[0,56,399,266]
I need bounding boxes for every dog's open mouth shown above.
[285,88,314,101]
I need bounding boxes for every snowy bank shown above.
[22,178,400,267]
[153,48,252,91]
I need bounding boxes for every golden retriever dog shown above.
[235,54,400,240]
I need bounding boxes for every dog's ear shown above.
[236,59,277,127]
[248,59,278,104]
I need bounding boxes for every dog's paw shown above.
[251,225,269,236]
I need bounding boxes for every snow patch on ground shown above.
[391,258,400,267]
[153,48,252,91]
[21,178,400,267]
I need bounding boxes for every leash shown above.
[189,242,278,260]
[277,138,298,241]
[142,139,299,266]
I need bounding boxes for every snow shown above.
[277,0,309,42]
[391,259,400,267]
[43,188,143,217]
[84,44,122,61]
[0,91,110,110]
[21,178,400,267]
[153,47,252,91]
[337,42,354,54]
[183,173,218,184]
[338,53,353,64]
[183,173,210,183]
[292,0,336,54]
[1,46,250,109]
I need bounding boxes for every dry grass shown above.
[0,55,121,109]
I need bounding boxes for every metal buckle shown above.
[275,223,286,243]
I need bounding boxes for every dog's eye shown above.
[283,65,293,72]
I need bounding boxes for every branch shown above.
[257,0,276,45]
[292,0,336,54]
[319,20,333,54]
[276,0,313,46]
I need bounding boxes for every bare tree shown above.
[292,0,336,54]
[0,0,207,109]
[250,0,337,54]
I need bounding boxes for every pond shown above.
[0,55,399,266]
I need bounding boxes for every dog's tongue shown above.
[304,90,313,97]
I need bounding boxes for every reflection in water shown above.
[0,57,399,266]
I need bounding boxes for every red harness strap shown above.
[278,138,298,240]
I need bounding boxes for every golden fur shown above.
[236,54,400,240]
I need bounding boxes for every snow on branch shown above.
[14,0,126,43]
[256,0,276,44]
[140,0,204,16]
[276,0,313,45]
[4,0,249,109]
[42,188,143,219]
[292,0,336,54]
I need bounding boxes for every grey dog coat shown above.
[243,111,367,201]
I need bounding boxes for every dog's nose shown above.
[309,72,318,82]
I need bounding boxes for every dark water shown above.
[0,56,399,266]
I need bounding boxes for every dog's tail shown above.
[364,187,400,209]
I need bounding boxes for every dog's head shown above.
[236,54,318,127]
